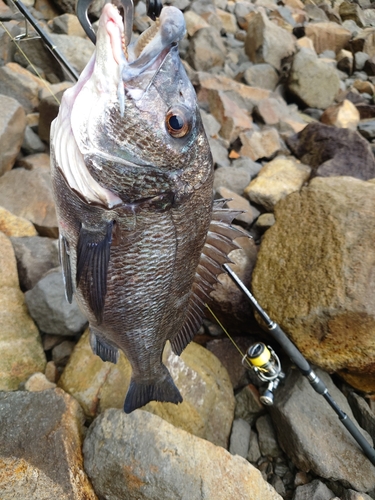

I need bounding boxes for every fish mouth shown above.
[97,2,186,82]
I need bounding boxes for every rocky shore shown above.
[1,0,375,498]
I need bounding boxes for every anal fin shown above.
[76,220,113,323]
[59,234,73,303]
[171,199,250,355]
[124,365,182,414]
[89,328,119,364]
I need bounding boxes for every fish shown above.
[50,1,244,413]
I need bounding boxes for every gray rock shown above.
[235,384,266,426]
[0,95,26,176]
[21,125,46,154]
[347,392,375,443]
[270,474,286,498]
[25,269,87,336]
[49,13,86,37]
[200,108,221,138]
[341,490,374,500]
[213,165,253,195]
[269,369,375,492]
[358,119,375,140]
[0,389,96,499]
[256,414,283,459]
[187,26,227,72]
[244,63,279,91]
[229,418,251,458]
[247,430,262,463]
[52,340,76,368]
[232,157,262,178]
[288,48,341,109]
[0,62,44,113]
[83,408,283,500]
[10,236,59,291]
[208,136,230,167]
[292,479,336,500]
[49,34,94,74]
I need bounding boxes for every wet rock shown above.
[244,156,310,212]
[0,232,46,390]
[0,206,37,238]
[0,62,44,113]
[216,186,260,225]
[243,63,279,91]
[213,164,253,195]
[286,122,375,180]
[59,330,234,447]
[229,418,251,458]
[320,99,360,130]
[0,95,26,175]
[240,127,282,161]
[292,479,336,500]
[25,269,87,336]
[270,369,375,491]
[49,13,86,37]
[187,26,227,71]
[252,177,375,391]
[24,371,56,391]
[288,48,341,109]
[245,10,296,71]
[0,389,96,499]
[83,408,283,500]
[235,384,266,426]
[256,414,283,459]
[305,22,351,55]
[0,167,58,236]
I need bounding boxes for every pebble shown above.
[24,371,56,391]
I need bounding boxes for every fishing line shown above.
[205,303,253,370]
[0,20,61,105]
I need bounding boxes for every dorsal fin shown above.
[170,199,249,355]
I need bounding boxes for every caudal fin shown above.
[124,366,183,414]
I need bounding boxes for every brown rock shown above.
[339,1,366,28]
[216,8,238,34]
[350,28,375,59]
[336,48,354,74]
[305,22,351,54]
[0,168,57,237]
[17,152,51,170]
[216,187,260,225]
[24,371,56,391]
[353,80,374,96]
[252,176,375,392]
[187,26,227,72]
[240,128,282,161]
[0,206,37,237]
[0,95,26,176]
[0,389,97,499]
[183,10,209,37]
[320,99,360,130]
[208,91,253,143]
[0,62,44,114]
[38,86,71,143]
[286,122,375,180]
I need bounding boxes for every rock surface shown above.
[252,176,375,391]
[0,95,26,175]
[83,408,282,500]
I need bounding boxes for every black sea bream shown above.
[50,3,242,413]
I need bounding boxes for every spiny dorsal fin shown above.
[171,199,250,355]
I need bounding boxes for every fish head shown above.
[66,2,212,204]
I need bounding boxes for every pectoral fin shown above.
[76,220,113,323]
[171,199,248,355]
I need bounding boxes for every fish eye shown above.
[165,106,192,139]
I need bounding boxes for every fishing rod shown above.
[222,263,375,467]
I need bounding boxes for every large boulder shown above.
[83,408,283,500]
[251,176,375,392]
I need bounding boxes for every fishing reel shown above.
[243,343,285,406]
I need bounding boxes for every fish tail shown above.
[124,365,182,413]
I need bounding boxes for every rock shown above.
[21,126,45,154]
[208,90,253,143]
[216,8,238,34]
[200,108,221,138]
[0,167,58,236]
[350,28,375,58]
[269,369,375,491]
[213,164,253,195]
[355,51,369,71]
[288,48,341,109]
[0,62,44,113]
[347,392,375,443]
[240,128,282,161]
[229,418,251,458]
[244,156,311,212]
[184,10,209,37]
[24,371,56,391]
[59,330,234,447]
[256,414,283,459]
[187,26,227,71]
[83,408,283,500]
[286,122,375,180]
[208,136,230,167]
[0,389,96,499]
[305,22,351,55]
[320,100,360,130]
[45,360,59,382]
[0,232,46,390]
[254,213,276,231]
[292,479,336,500]
[49,13,86,37]
[353,80,374,95]
[337,49,354,74]
[342,490,374,500]
[0,95,26,175]
[0,206,37,238]
[247,430,262,463]
[358,119,375,140]
[339,1,366,29]
[244,11,296,71]
[243,63,279,91]
[216,187,260,225]
[52,340,76,368]
[17,152,51,170]
[25,269,88,336]
[49,34,94,74]
[235,384,266,425]
[38,86,70,143]
[9,236,59,291]
[251,176,375,391]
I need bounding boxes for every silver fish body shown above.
[51,4,242,412]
